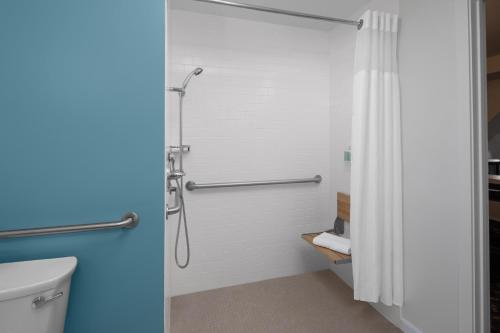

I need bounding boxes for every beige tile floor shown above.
[171,270,401,333]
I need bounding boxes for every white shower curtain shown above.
[350,10,403,306]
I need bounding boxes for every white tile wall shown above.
[167,10,333,296]
[327,23,357,282]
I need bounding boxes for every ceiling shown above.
[168,0,372,30]
[487,0,500,57]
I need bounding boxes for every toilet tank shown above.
[0,257,77,333]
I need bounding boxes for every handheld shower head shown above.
[168,67,203,96]
[182,67,204,90]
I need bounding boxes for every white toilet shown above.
[0,256,77,333]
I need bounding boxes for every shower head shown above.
[182,67,204,90]
[168,67,203,95]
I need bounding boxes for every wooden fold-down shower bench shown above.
[302,192,352,264]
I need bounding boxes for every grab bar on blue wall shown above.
[0,212,139,239]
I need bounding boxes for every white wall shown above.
[399,0,474,332]
[327,20,357,283]
[167,10,332,296]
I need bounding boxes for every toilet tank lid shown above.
[0,257,77,302]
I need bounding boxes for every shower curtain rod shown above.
[192,0,364,29]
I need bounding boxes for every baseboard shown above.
[329,266,423,333]
[369,302,405,331]
[400,316,423,333]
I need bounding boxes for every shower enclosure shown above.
[165,0,401,331]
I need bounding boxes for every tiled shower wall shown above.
[327,22,357,284]
[167,10,332,296]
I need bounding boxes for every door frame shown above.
[467,0,489,332]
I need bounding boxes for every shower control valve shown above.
[167,170,185,180]
[168,145,191,154]
[167,186,181,216]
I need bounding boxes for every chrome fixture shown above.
[0,212,139,239]
[186,175,322,191]
[168,145,191,153]
[167,186,181,216]
[167,67,203,269]
[168,170,185,180]
[32,292,64,309]
[182,67,203,89]
[192,0,364,29]
[167,67,203,96]
[168,87,185,94]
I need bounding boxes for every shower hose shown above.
[169,152,190,269]
[174,176,190,269]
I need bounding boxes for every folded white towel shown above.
[312,232,351,255]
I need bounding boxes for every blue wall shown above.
[0,1,164,332]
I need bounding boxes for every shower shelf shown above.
[302,192,351,264]
[301,232,351,264]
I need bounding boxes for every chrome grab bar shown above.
[185,175,322,191]
[0,212,139,239]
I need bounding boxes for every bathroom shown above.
[0,0,491,333]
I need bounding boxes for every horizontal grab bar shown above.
[0,212,139,239]
[185,175,322,191]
